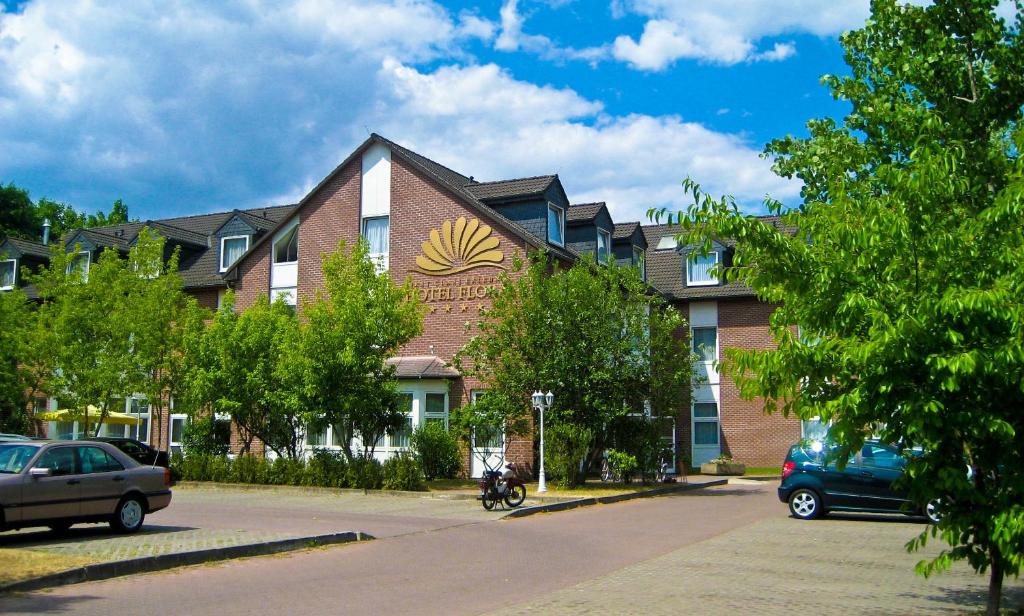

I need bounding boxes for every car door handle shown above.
[113,476,126,482]
[66,479,81,485]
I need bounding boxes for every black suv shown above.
[84,437,170,468]
[778,439,939,522]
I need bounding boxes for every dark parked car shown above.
[778,439,940,522]
[85,437,170,468]
[0,441,172,533]
[0,434,31,442]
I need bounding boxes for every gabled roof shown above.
[1,237,50,259]
[567,202,608,224]
[225,134,580,277]
[464,175,557,202]
[137,220,208,248]
[65,228,133,251]
[612,222,641,241]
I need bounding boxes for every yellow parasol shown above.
[37,405,143,426]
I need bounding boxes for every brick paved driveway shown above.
[496,502,1024,615]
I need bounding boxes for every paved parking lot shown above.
[498,505,1024,615]
[1,482,1020,614]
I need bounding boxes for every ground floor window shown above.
[691,401,721,467]
[424,392,448,429]
[169,414,187,456]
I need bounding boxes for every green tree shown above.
[653,2,1024,612]
[0,288,35,433]
[186,293,305,459]
[454,252,691,483]
[34,197,87,240]
[296,240,423,462]
[0,183,37,241]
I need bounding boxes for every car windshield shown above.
[0,444,38,473]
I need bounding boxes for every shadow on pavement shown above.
[663,487,769,499]
[901,583,1024,611]
[0,524,197,547]
[815,512,927,525]
[0,592,102,613]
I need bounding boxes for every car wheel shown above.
[789,488,822,520]
[48,521,73,534]
[925,498,942,524]
[110,496,146,533]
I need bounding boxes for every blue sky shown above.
[0,1,1015,224]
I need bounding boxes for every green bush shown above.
[544,422,593,488]
[410,423,462,480]
[346,456,383,490]
[382,452,426,491]
[230,454,268,484]
[305,449,348,487]
[606,449,639,484]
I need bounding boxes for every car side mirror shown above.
[29,467,52,478]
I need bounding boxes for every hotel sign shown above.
[411,217,505,276]
[411,217,506,312]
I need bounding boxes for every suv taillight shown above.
[781,461,796,479]
[163,467,172,487]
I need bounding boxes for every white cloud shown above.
[0,0,797,221]
[494,0,607,63]
[370,61,798,218]
[611,0,1019,69]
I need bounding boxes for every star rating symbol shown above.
[444,305,452,313]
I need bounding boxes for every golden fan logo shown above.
[412,217,506,276]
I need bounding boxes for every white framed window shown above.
[547,204,565,246]
[596,229,611,264]
[633,246,645,281]
[273,225,298,264]
[391,393,414,449]
[220,235,249,272]
[67,251,90,281]
[0,258,16,290]
[169,414,188,456]
[686,252,719,286]
[692,402,720,446]
[362,215,390,272]
[424,392,448,429]
[691,326,718,362]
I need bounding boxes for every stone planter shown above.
[700,462,746,476]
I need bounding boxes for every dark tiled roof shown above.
[141,220,208,248]
[386,356,460,379]
[383,139,473,189]
[3,237,50,259]
[464,176,556,201]
[567,202,605,223]
[642,216,794,300]
[612,222,640,240]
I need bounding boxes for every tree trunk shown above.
[986,551,1002,616]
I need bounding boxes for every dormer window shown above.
[220,236,249,272]
[547,204,565,247]
[67,251,90,282]
[596,229,611,264]
[633,246,646,281]
[686,252,719,286]
[0,259,15,290]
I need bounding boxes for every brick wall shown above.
[189,287,220,311]
[717,297,801,467]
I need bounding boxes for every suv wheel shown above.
[789,488,822,520]
[924,498,942,524]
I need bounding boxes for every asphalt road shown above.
[0,483,779,615]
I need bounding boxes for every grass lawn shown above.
[0,548,99,585]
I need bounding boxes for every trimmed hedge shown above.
[170,450,423,491]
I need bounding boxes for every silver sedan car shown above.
[0,440,172,534]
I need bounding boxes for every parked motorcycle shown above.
[478,462,527,510]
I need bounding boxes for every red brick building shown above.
[3,134,805,473]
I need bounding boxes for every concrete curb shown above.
[0,530,373,594]
[501,479,728,519]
